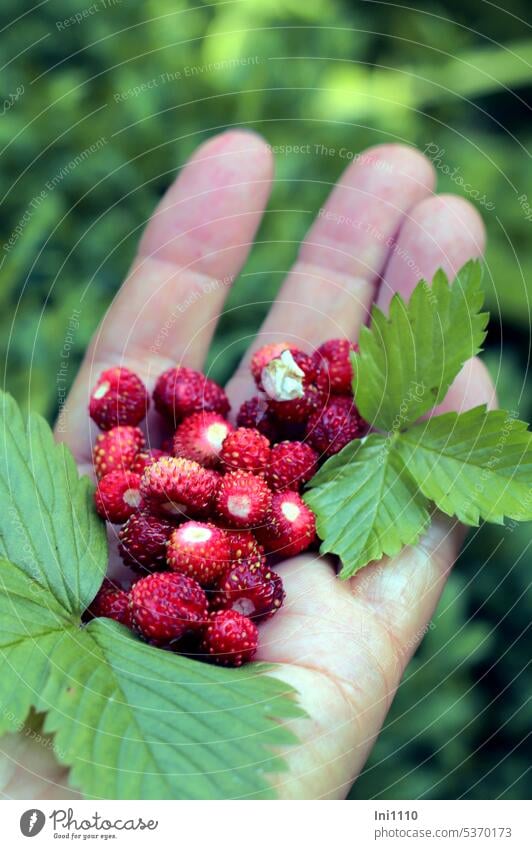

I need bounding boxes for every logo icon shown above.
[20,810,45,837]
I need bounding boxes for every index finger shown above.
[56,130,273,462]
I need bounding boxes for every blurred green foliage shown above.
[0,0,530,799]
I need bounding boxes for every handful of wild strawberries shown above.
[87,340,367,666]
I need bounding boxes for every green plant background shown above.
[1,0,530,799]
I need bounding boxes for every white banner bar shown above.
[0,799,527,848]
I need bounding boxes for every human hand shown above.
[1,130,495,800]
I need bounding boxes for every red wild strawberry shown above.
[86,578,132,627]
[89,367,149,430]
[257,490,316,557]
[265,350,327,424]
[212,561,284,621]
[251,341,295,389]
[140,456,219,519]
[223,529,265,564]
[94,470,142,523]
[200,609,258,666]
[173,412,232,468]
[92,425,145,479]
[314,339,358,395]
[129,448,167,475]
[167,521,231,586]
[267,440,318,491]
[236,396,280,441]
[153,366,229,425]
[215,471,272,528]
[130,572,208,645]
[306,396,366,458]
[220,427,271,474]
[118,510,174,572]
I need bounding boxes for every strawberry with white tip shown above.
[212,560,284,621]
[167,521,230,585]
[89,366,149,430]
[215,471,272,528]
[257,490,316,556]
[173,412,232,468]
[94,470,142,523]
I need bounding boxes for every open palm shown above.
[1,130,495,800]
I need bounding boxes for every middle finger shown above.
[226,143,436,408]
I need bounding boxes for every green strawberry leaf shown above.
[0,390,303,799]
[306,262,532,576]
[0,558,70,733]
[0,391,107,612]
[396,406,532,525]
[353,260,488,431]
[0,557,303,799]
[304,434,431,578]
[41,619,302,800]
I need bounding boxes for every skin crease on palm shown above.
[0,130,498,801]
